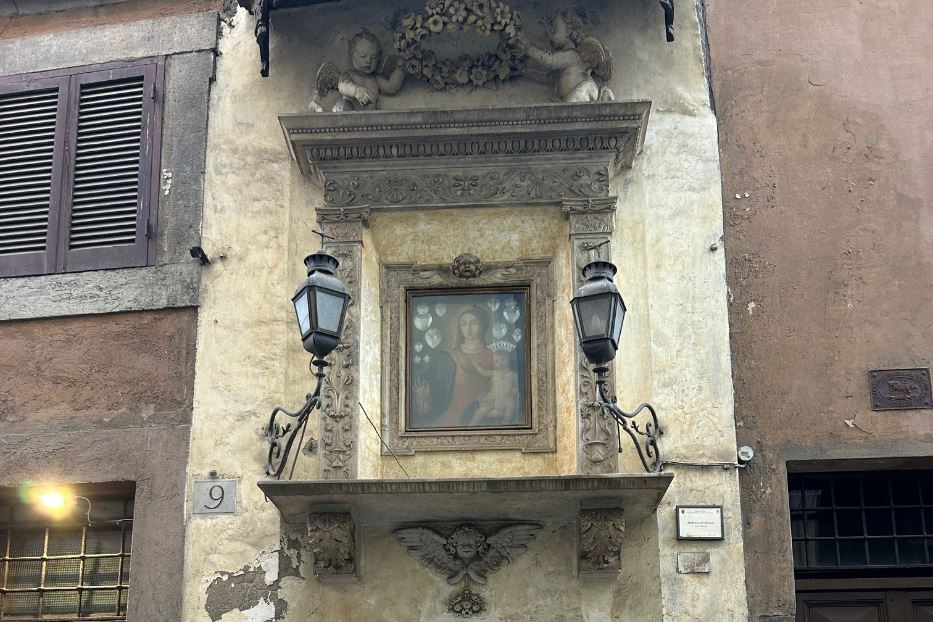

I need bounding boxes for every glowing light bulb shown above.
[38,490,66,510]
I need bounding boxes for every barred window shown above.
[0,485,133,621]
[790,471,933,574]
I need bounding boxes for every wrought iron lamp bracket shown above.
[265,359,328,478]
[592,366,663,473]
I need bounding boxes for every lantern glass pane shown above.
[611,296,624,343]
[315,289,345,334]
[577,295,612,340]
[293,292,311,336]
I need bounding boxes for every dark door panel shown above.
[798,590,933,622]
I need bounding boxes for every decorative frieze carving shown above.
[394,523,542,617]
[280,101,651,209]
[578,507,625,578]
[321,165,610,209]
[308,512,357,580]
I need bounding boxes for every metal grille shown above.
[68,76,144,251]
[790,471,933,572]
[0,88,58,256]
[0,494,133,621]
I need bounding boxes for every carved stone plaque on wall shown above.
[381,257,555,454]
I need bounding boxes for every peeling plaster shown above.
[204,538,303,622]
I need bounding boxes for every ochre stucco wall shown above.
[185,1,747,619]
[705,0,933,619]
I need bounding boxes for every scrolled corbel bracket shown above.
[307,510,359,582]
[577,502,625,580]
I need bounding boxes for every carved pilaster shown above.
[318,208,367,479]
[565,197,619,474]
[578,506,625,579]
[308,512,357,581]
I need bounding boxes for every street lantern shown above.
[570,259,626,367]
[266,248,349,479]
[570,257,662,473]
[292,251,349,359]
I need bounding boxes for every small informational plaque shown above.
[192,479,237,515]
[676,505,723,540]
[868,368,933,411]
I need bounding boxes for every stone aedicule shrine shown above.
[186,1,748,619]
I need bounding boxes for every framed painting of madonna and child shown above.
[406,288,531,432]
[381,257,555,455]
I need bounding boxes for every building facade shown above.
[0,1,221,619]
[1,1,928,621]
[706,1,933,620]
[182,0,747,620]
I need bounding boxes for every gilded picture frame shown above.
[381,258,555,454]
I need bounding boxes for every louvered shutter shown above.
[59,64,159,272]
[0,77,68,277]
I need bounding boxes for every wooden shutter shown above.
[58,63,160,273]
[0,77,68,277]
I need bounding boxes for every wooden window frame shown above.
[0,58,164,278]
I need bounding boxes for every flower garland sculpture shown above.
[395,0,526,91]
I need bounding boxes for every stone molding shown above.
[0,11,219,76]
[307,511,357,581]
[577,505,625,579]
[380,258,556,455]
[565,197,620,474]
[280,101,650,209]
[316,208,369,479]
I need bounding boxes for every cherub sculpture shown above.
[395,524,541,616]
[310,28,406,112]
[520,11,613,102]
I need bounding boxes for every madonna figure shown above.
[411,306,495,429]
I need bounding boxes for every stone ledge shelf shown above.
[258,474,671,525]
[279,101,651,210]
[260,474,672,581]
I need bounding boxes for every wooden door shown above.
[797,591,933,621]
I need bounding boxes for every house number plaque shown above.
[192,479,237,515]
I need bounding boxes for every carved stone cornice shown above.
[280,101,650,209]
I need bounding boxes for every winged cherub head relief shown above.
[394,523,542,616]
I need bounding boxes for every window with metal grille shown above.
[0,60,162,277]
[0,485,133,621]
[790,471,933,575]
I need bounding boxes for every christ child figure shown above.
[469,341,521,426]
[520,11,614,103]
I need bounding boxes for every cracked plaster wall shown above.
[186,1,746,619]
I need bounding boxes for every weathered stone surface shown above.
[0,263,200,321]
[0,10,219,75]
